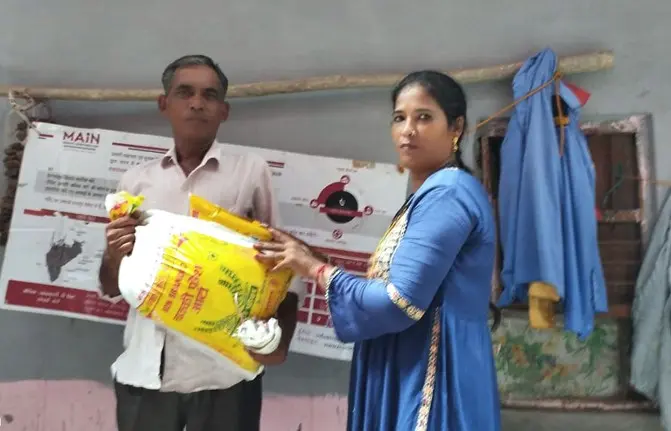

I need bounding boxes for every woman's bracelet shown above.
[310,263,339,306]
[314,264,329,286]
[322,266,340,307]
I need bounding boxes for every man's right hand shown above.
[105,215,138,262]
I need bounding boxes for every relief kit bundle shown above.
[105,191,294,379]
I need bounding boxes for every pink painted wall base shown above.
[0,380,346,430]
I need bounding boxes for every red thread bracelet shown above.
[314,264,328,286]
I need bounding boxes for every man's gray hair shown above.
[161,55,229,97]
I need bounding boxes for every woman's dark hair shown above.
[391,70,471,173]
[392,71,502,331]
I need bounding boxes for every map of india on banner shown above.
[0,122,408,361]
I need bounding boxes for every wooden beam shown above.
[0,51,613,102]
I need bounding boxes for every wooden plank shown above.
[0,51,615,101]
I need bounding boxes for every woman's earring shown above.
[452,136,459,153]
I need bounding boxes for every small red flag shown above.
[563,81,591,107]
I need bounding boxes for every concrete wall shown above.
[0,0,669,429]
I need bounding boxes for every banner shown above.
[0,122,408,361]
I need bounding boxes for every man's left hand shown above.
[241,291,299,367]
[246,346,288,366]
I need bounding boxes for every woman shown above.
[256,71,501,430]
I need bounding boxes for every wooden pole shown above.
[0,51,613,102]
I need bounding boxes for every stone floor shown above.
[501,410,663,430]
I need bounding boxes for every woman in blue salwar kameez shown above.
[256,71,501,431]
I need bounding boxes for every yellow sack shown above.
[106,192,294,379]
[189,194,271,241]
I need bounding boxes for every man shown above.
[99,54,303,431]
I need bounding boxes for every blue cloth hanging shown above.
[496,47,608,339]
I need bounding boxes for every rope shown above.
[3,90,52,159]
[7,90,38,129]
[469,71,564,135]
[553,75,565,155]
[467,70,566,157]
[0,91,46,245]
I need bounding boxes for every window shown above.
[477,115,654,318]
